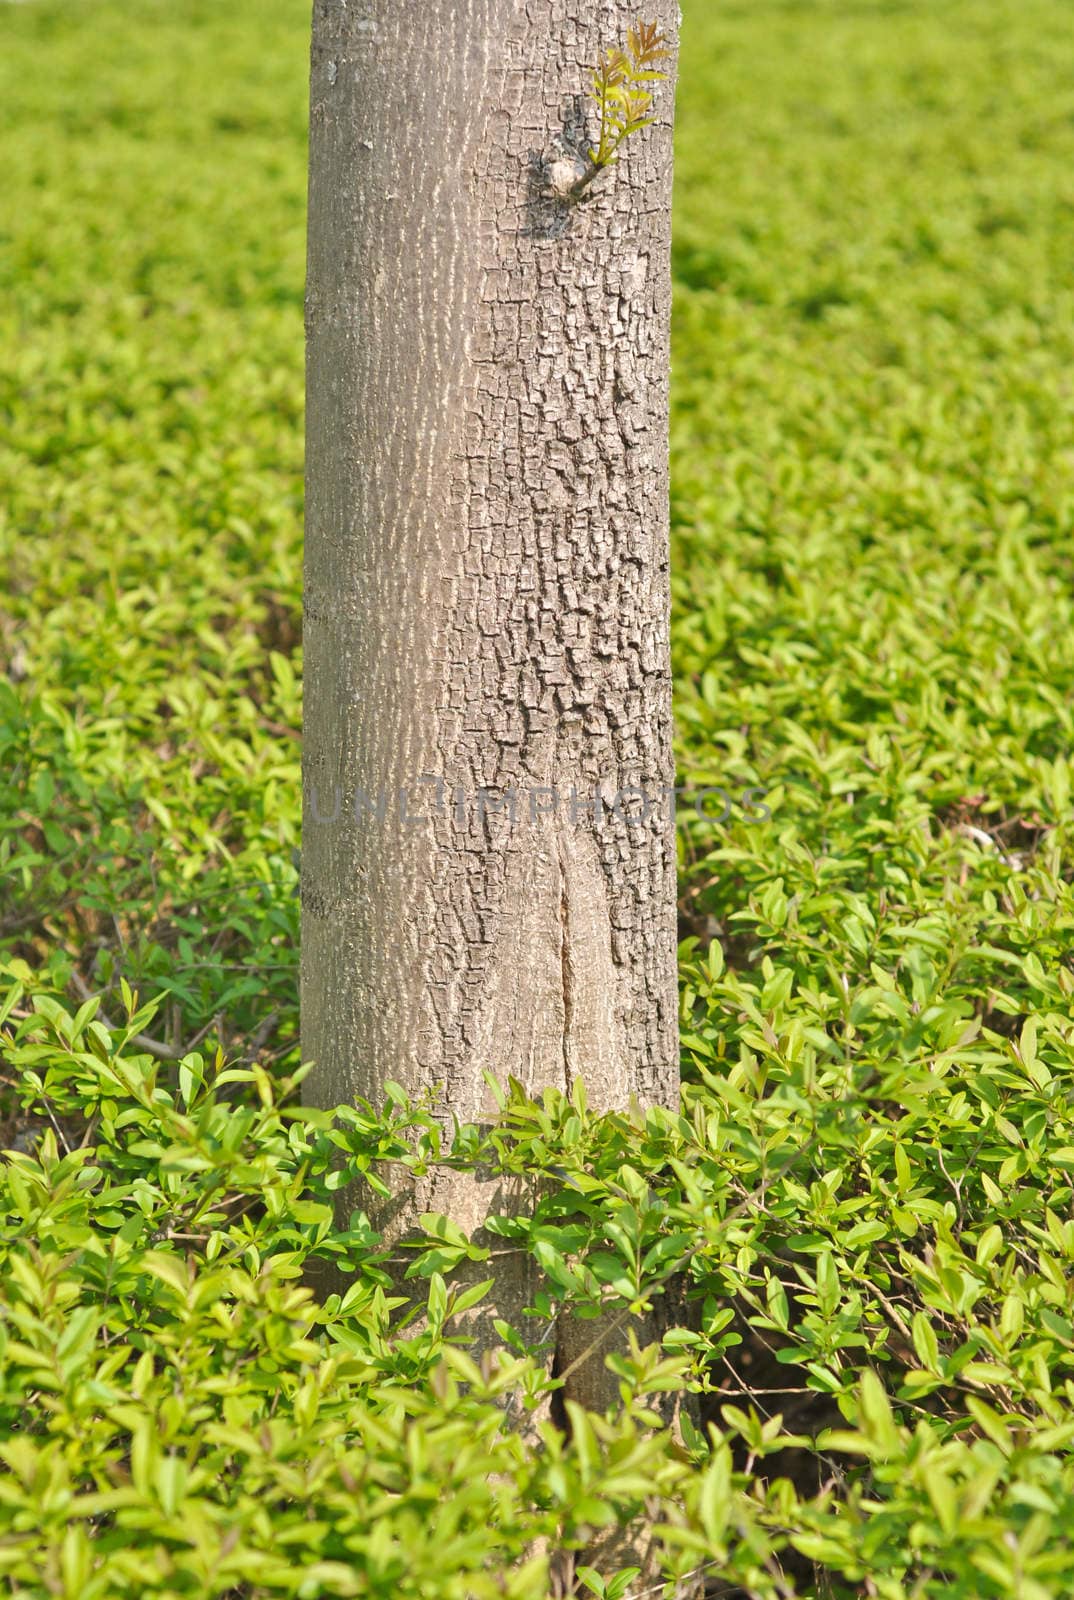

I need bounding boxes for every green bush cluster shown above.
[3,0,1074,1595]
[4,962,1074,1598]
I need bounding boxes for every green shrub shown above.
[4,963,1074,1597]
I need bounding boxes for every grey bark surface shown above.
[303,0,683,1583]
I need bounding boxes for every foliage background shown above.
[2,0,1074,1595]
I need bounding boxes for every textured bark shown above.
[303,0,682,1583]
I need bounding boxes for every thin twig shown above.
[69,971,182,1061]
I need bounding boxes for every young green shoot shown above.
[589,20,671,173]
[545,20,672,204]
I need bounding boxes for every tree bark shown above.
[303,0,681,1577]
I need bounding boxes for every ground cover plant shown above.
[3,0,1074,1594]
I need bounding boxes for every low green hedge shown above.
[3,964,1074,1598]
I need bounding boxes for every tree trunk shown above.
[303,0,681,1576]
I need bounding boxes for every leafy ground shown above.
[3,0,1074,1595]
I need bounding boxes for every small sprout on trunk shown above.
[546,19,671,205]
